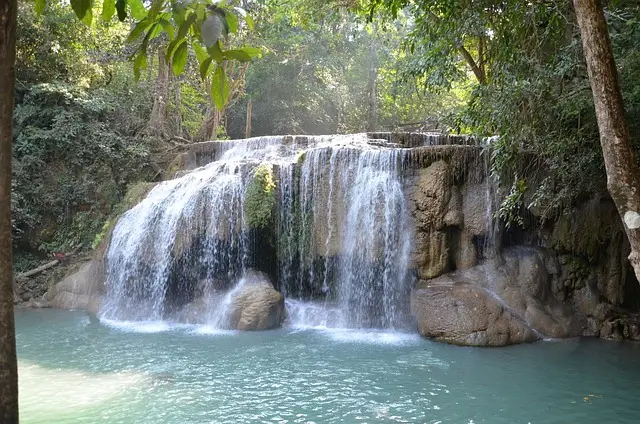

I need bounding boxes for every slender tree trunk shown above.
[573,0,640,281]
[196,107,222,141]
[173,79,182,137]
[245,98,252,138]
[366,40,378,132]
[147,48,170,136]
[0,0,19,421]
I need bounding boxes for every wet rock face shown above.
[411,247,586,346]
[411,283,539,346]
[43,260,104,315]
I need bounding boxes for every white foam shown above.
[100,319,184,333]
[189,325,237,336]
[319,328,421,346]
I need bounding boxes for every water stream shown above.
[101,134,414,330]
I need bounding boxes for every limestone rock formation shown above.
[411,247,586,346]
[411,282,539,346]
[43,260,104,315]
[226,273,285,331]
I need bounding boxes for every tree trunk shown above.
[0,0,19,421]
[147,48,170,136]
[245,98,252,138]
[173,79,182,137]
[573,0,640,281]
[196,107,222,141]
[366,40,378,132]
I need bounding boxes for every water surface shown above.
[16,309,640,423]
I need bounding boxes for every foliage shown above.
[244,165,276,230]
[225,1,464,137]
[367,0,640,217]
[12,82,152,252]
[42,0,260,108]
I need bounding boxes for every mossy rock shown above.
[244,165,276,230]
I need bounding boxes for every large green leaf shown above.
[70,0,92,20]
[224,10,238,34]
[172,41,189,76]
[234,46,262,58]
[211,65,229,110]
[224,49,252,62]
[133,49,147,81]
[126,18,151,43]
[207,41,224,63]
[234,7,254,31]
[115,0,127,21]
[158,18,175,40]
[245,14,255,31]
[81,5,93,25]
[128,0,147,20]
[35,0,46,15]
[199,56,213,80]
[165,38,185,63]
[101,0,115,20]
[202,13,225,48]
[192,42,209,66]
[176,12,197,41]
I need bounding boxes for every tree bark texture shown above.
[573,0,640,281]
[147,48,170,136]
[366,41,378,132]
[245,98,252,138]
[0,0,19,421]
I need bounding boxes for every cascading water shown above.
[101,134,414,330]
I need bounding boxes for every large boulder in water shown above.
[226,272,285,331]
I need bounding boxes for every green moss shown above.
[244,165,277,230]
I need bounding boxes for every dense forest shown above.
[10,0,640,274]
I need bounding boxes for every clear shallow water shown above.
[16,309,640,424]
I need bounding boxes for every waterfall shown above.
[101,134,414,330]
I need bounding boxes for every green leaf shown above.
[224,49,252,62]
[115,0,127,21]
[172,41,188,76]
[35,0,46,15]
[235,46,262,58]
[193,42,208,66]
[147,23,163,40]
[199,56,213,80]
[245,14,255,31]
[147,0,164,20]
[101,0,115,20]
[211,65,229,110]
[225,10,238,34]
[128,0,147,20]
[126,18,151,43]
[158,18,175,40]
[207,41,224,63]
[165,38,185,63]
[202,13,225,48]
[82,5,93,25]
[176,12,197,42]
[70,0,92,20]
[133,50,147,81]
